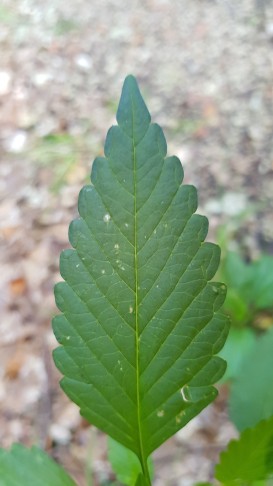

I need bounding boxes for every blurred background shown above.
[1,1,273,485]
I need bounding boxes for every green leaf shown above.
[223,289,250,325]
[220,252,253,325]
[221,252,252,291]
[229,327,273,431]
[219,327,256,382]
[108,437,142,485]
[0,444,76,486]
[108,437,153,486]
[247,256,273,310]
[220,253,273,325]
[53,75,229,478]
[215,415,273,484]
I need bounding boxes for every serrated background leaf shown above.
[0,444,76,486]
[108,437,153,486]
[248,257,273,309]
[108,437,142,486]
[229,327,273,431]
[215,415,273,484]
[53,75,229,471]
[220,252,273,326]
[219,327,256,382]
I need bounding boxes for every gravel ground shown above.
[0,1,273,484]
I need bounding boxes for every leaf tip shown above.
[117,74,151,143]
[123,73,138,86]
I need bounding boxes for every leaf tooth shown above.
[55,312,138,412]
[141,385,217,455]
[138,241,209,334]
[60,249,135,327]
[62,377,137,451]
[78,184,135,249]
[140,293,226,391]
[55,281,136,367]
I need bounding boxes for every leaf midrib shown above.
[131,99,149,479]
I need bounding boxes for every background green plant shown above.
[216,248,273,437]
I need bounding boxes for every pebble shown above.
[33,71,53,86]
[205,192,247,216]
[3,131,27,153]
[49,423,72,445]
[75,53,93,71]
[0,71,11,96]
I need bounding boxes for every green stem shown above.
[140,459,151,485]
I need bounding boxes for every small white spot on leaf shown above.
[101,269,105,274]
[114,243,119,250]
[117,360,123,372]
[175,411,185,424]
[129,306,133,314]
[103,213,111,223]
[157,410,164,417]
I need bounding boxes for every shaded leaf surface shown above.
[0,444,76,486]
[220,252,273,326]
[229,327,273,431]
[215,415,273,484]
[53,75,229,472]
[219,327,256,382]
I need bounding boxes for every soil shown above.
[1,1,273,484]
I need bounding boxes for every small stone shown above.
[23,387,42,406]
[266,22,273,40]
[49,423,71,445]
[75,54,92,71]
[33,72,52,87]
[221,192,247,216]
[205,192,247,217]
[58,403,81,431]
[4,131,27,153]
[0,71,11,96]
